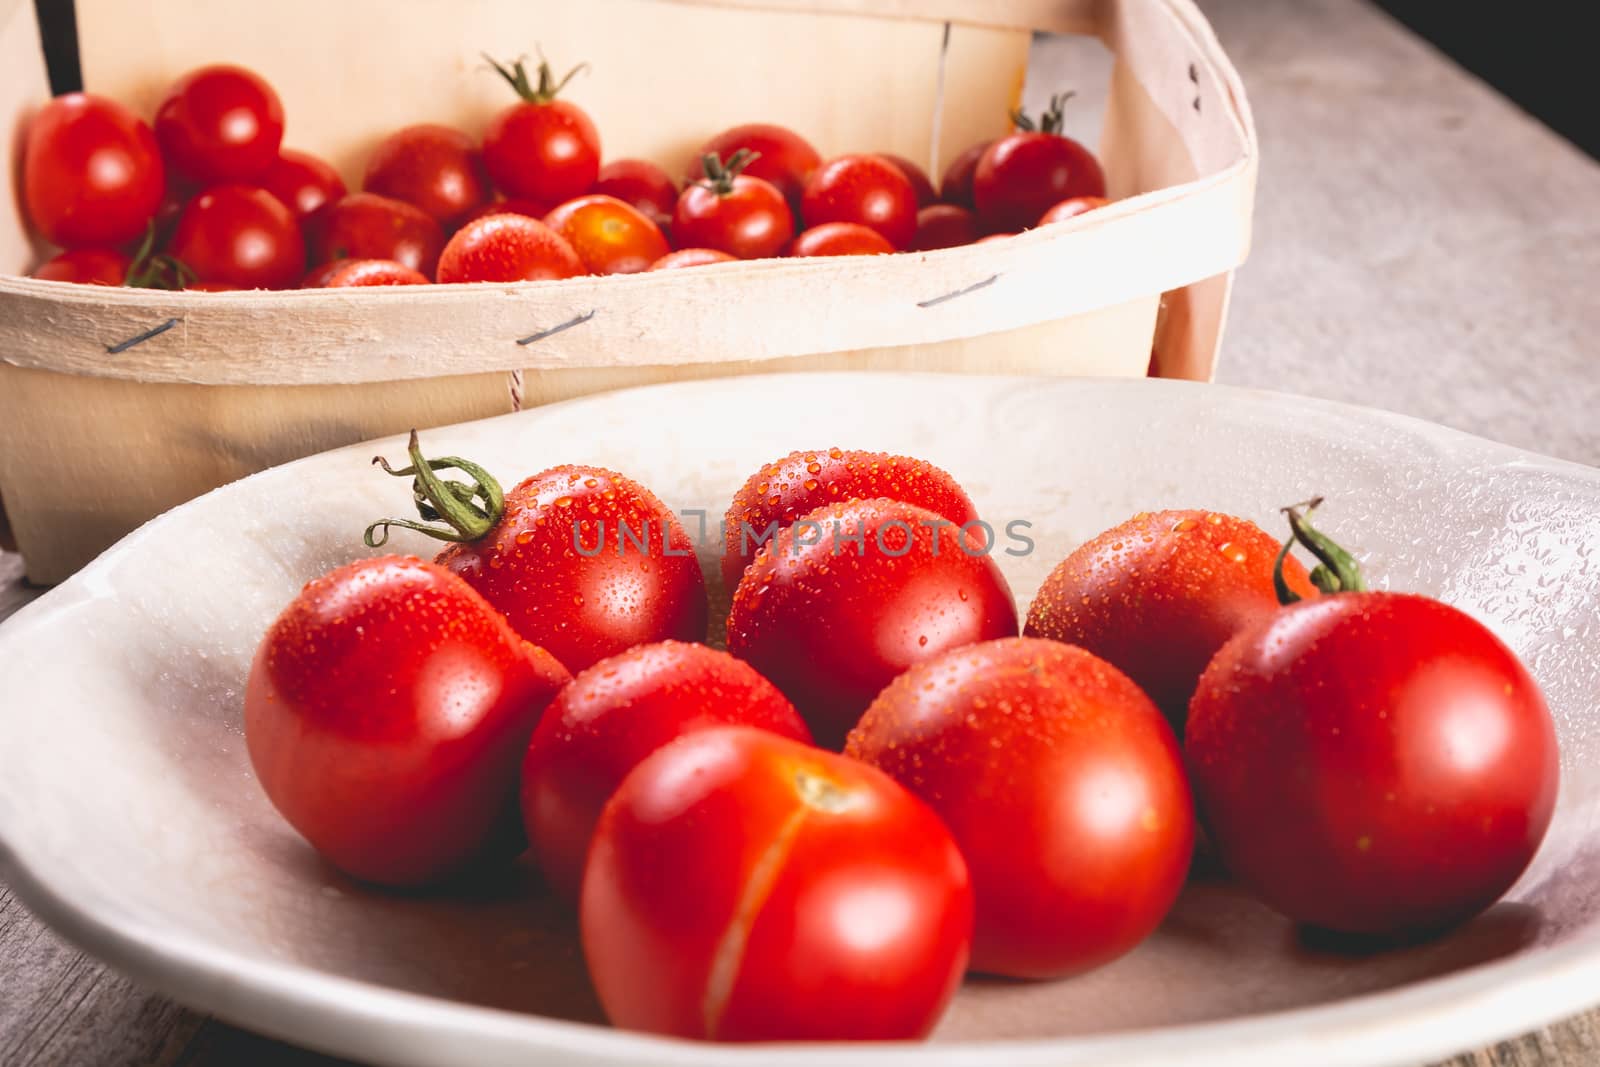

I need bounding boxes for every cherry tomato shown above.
[169,184,305,290]
[522,641,811,902]
[583,726,972,1041]
[482,56,600,205]
[673,151,793,260]
[938,140,991,208]
[363,123,489,226]
[155,64,284,184]
[300,260,344,288]
[973,95,1105,233]
[543,194,669,275]
[455,197,556,229]
[244,555,571,886]
[648,247,736,270]
[727,498,1017,747]
[689,123,820,209]
[1025,509,1317,733]
[314,193,446,277]
[879,153,937,207]
[720,447,980,592]
[1187,504,1560,937]
[322,259,430,287]
[1039,195,1109,225]
[909,204,981,251]
[261,149,346,226]
[23,93,164,247]
[435,213,585,283]
[801,155,918,249]
[31,248,129,286]
[848,637,1193,977]
[594,158,677,226]
[788,222,894,257]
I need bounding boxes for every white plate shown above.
[2,374,1599,1067]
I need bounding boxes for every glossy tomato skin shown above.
[363,124,489,226]
[435,213,585,283]
[1038,195,1109,225]
[648,247,736,270]
[31,248,129,285]
[788,222,894,257]
[973,131,1106,233]
[879,153,937,207]
[543,194,669,275]
[244,556,571,886]
[1187,592,1559,937]
[727,497,1017,747]
[801,155,918,249]
[938,141,991,208]
[483,100,600,205]
[314,193,446,277]
[24,93,164,247]
[261,149,346,226]
[848,638,1193,977]
[911,204,980,251]
[456,197,556,229]
[673,175,793,260]
[323,259,430,286]
[583,726,972,1041]
[155,65,284,184]
[594,158,677,226]
[438,465,707,672]
[169,184,305,290]
[522,641,811,902]
[720,447,980,592]
[1025,509,1317,733]
[690,124,821,209]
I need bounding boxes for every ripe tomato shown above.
[583,726,972,1041]
[260,149,346,226]
[648,247,736,270]
[800,155,918,249]
[1025,509,1316,732]
[973,95,1105,232]
[543,194,669,275]
[23,93,164,247]
[788,222,894,257]
[482,56,600,205]
[169,184,305,290]
[155,64,284,184]
[455,197,556,229]
[314,193,446,277]
[879,153,937,207]
[1039,195,1109,225]
[938,140,991,208]
[363,123,488,226]
[720,446,980,592]
[300,260,343,288]
[848,638,1193,977]
[673,151,793,260]
[244,555,571,886]
[911,204,980,250]
[689,123,820,209]
[727,497,1017,747]
[435,213,585,283]
[31,248,129,285]
[522,641,811,902]
[594,158,677,226]
[322,259,430,287]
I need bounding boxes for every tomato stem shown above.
[1273,497,1369,604]
[1010,91,1076,136]
[123,220,195,290]
[482,51,588,105]
[697,149,761,196]
[364,430,506,547]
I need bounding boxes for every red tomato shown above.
[1038,195,1109,225]
[435,213,585,283]
[689,123,820,209]
[314,193,446,277]
[648,247,736,270]
[800,155,918,249]
[720,446,980,592]
[848,638,1193,977]
[938,140,991,208]
[363,123,489,226]
[322,259,430,287]
[973,95,1105,232]
[911,204,981,250]
[482,56,600,205]
[879,153,937,207]
[583,726,972,1041]
[300,260,344,288]
[455,197,556,229]
[1025,509,1316,732]
[673,151,794,260]
[23,93,164,247]
[169,184,305,290]
[261,149,346,225]
[522,641,811,902]
[788,222,894,257]
[594,158,677,226]
[31,248,129,286]
[244,555,570,886]
[727,497,1017,747]
[155,65,284,184]
[543,194,669,275]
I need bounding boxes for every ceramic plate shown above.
[2,374,1599,1067]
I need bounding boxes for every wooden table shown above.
[3,0,1599,1063]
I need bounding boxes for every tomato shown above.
[973,95,1105,232]
[363,123,489,226]
[543,194,669,275]
[648,247,736,270]
[23,93,164,247]
[720,447,980,592]
[673,151,793,260]
[1038,195,1109,225]
[910,204,980,251]
[169,184,305,290]
[155,65,284,184]
[261,149,346,226]
[788,222,894,257]
[689,123,820,209]
[455,197,556,229]
[300,261,343,288]
[847,637,1193,977]
[879,153,937,207]
[435,213,585,283]
[800,155,918,249]
[314,193,446,277]
[322,259,430,287]
[594,158,677,226]
[583,726,972,1041]
[31,248,129,286]
[521,641,811,902]
[244,555,570,886]
[727,497,1017,747]
[1025,509,1316,733]
[938,140,991,208]
[482,56,600,205]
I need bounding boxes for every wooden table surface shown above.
[4,0,1599,1064]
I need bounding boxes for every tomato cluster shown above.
[22,60,1113,289]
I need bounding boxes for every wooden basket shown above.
[0,0,1257,583]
